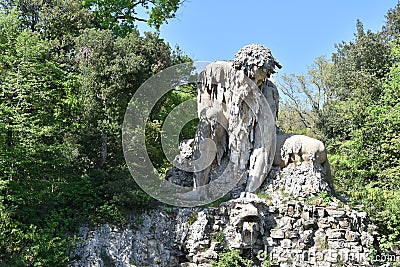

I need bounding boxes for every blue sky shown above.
[139,1,398,75]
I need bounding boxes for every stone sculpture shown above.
[193,44,281,194]
[273,134,327,166]
[165,44,335,199]
[189,44,333,195]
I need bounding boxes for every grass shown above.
[187,212,198,225]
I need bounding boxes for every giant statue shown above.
[167,44,334,198]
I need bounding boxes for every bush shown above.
[211,249,252,267]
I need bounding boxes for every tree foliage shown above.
[383,1,400,40]
[1,0,183,37]
[1,0,400,264]
[277,56,333,136]
[211,249,252,267]
[317,21,392,143]
[0,10,93,265]
[0,0,187,265]
[277,11,400,252]
[82,0,183,36]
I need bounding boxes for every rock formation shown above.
[70,189,380,267]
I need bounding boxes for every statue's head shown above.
[223,200,266,249]
[233,44,282,86]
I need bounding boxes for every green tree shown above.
[330,42,400,250]
[316,14,400,252]
[317,20,392,143]
[73,28,179,211]
[0,0,91,44]
[0,10,94,265]
[82,0,183,36]
[277,7,400,253]
[0,1,190,265]
[383,1,400,40]
[277,56,334,137]
[146,83,197,173]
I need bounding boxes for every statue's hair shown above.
[233,44,282,78]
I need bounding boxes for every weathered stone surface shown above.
[345,231,361,242]
[69,208,193,267]
[328,229,347,240]
[180,263,198,267]
[191,44,281,194]
[338,219,350,228]
[317,219,331,229]
[165,139,195,188]
[70,191,382,267]
[304,219,316,230]
[166,44,335,202]
[326,209,346,218]
[262,162,334,198]
[185,211,210,257]
[274,134,327,166]
[193,249,218,264]
[270,229,285,239]
[281,239,292,249]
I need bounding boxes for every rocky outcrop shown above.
[265,163,334,198]
[179,193,378,267]
[69,208,194,267]
[70,162,381,267]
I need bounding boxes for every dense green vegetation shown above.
[0,0,399,265]
[211,249,252,267]
[277,3,400,253]
[0,0,188,265]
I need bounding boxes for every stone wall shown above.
[179,194,378,267]
[70,163,386,267]
[69,208,193,267]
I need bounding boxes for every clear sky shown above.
[139,0,398,75]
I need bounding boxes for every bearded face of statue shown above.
[233,44,281,87]
[252,66,270,87]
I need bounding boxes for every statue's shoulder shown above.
[200,61,237,85]
[205,60,233,69]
